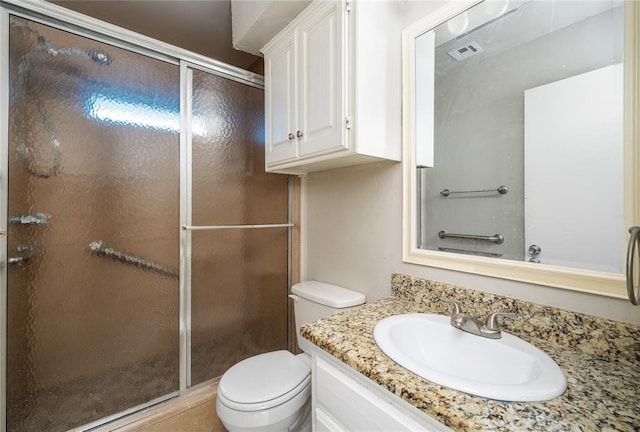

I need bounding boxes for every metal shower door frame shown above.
[180,61,294,389]
[0,6,10,432]
[0,1,277,431]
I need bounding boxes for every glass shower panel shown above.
[190,229,288,384]
[190,69,289,385]
[7,17,180,431]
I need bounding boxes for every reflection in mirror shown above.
[415,0,624,274]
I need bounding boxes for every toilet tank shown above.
[290,281,366,346]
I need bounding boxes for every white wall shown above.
[303,1,639,325]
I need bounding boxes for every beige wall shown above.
[304,161,640,325]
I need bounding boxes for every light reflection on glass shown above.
[85,92,206,135]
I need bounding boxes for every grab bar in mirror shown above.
[440,185,508,197]
[438,247,503,258]
[439,230,504,244]
[626,226,640,305]
[88,241,179,279]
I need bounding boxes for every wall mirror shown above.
[402,0,639,298]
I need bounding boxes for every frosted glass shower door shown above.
[188,67,290,385]
[6,17,180,431]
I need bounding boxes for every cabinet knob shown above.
[288,133,295,141]
[296,130,304,139]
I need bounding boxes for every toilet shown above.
[216,281,366,432]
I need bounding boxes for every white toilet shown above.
[216,281,366,432]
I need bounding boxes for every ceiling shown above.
[434,0,622,74]
[49,0,261,69]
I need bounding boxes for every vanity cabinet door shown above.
[313,355,445,431]
[264,29,298,166]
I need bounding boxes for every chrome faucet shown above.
[441,299,514,339]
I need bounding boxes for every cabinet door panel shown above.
[315,357,434,431]
[298,1,347,157]
[315,407,346,432]
[265,32,298,165]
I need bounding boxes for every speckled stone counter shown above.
[300,274,640,431]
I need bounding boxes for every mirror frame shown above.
[402,0,639,298]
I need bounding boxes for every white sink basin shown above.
[373,313,567,402]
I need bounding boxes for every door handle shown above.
[626,226,640,305]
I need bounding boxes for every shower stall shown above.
[0,2,291,431]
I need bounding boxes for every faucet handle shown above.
[439,297,462,316]
[484,312,516,331]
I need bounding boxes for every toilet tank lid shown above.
[291,281,366,308]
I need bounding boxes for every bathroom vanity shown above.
[300,274,640,431]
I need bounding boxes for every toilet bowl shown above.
[216,350,311,432]
[216,281,365,432]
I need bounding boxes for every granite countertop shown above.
[300,274,640,431]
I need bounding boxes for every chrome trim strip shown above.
[299,176,308,282]
[179,61,193,390]
[287,176,294,351]
[0,7,9,431]
[185,60,264,90]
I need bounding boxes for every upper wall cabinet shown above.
[262,0,403,174]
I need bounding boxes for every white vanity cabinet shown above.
[262,0,402,174]
[308,348,452,432]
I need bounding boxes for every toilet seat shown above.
[218,350,311,412]
[216,384,311,431]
